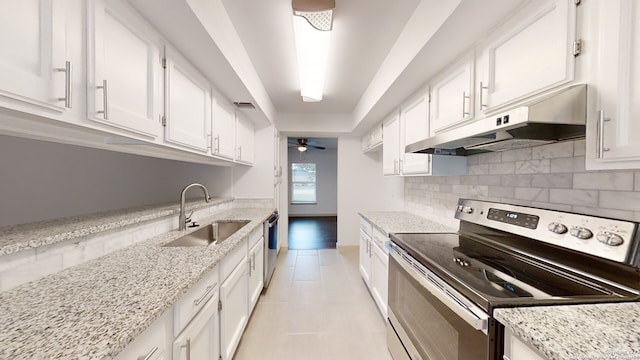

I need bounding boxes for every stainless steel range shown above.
[387,199,640,360]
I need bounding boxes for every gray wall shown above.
[404,139,640,228]
[0,135,233,227]
[288,146,338,216]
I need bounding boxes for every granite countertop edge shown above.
[0,197,234,257]
[494,303,640,360]
[358,211,457,235]
[0,206,275,359]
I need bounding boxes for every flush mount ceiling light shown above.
[292,0,335,102]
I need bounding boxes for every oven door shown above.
[387,243,493,360]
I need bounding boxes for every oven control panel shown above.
[455,199,639,264]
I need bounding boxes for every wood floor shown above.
[233,248,391,360]
[287,216,337,250]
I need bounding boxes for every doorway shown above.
[286,137,338,250]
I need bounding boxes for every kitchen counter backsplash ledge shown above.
[0,207,274,359]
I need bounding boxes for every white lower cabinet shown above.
[370,229,389,319]
[114,310,172,360]
[358,216,388,318]
[248,237,265,312]
[220,254,249,360]
[503,327,549,360]
[173,289,220,360]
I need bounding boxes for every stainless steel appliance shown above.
[263,211,279,288]
[387,199,640,360]
[405,84,587,156]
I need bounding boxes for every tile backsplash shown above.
[405,140,640,227]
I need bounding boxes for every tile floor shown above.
[233,247,392,360]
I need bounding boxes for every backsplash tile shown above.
[405,140,640,225]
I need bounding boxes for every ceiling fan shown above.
[288,138,326,152]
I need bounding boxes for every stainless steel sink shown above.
[162,220,250,247]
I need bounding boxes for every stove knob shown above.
[597,231,624,246]
[569,226,593,240]
[457,205,464,213]
[462,206,473,214]
[547,222,568,234]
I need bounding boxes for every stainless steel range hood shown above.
[405,84,587,156]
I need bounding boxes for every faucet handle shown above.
[185,210,194,223]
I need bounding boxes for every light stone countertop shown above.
[494,303,640,360]
[359,211,457,235]
[0,207,274,360]
[0,197,233,256]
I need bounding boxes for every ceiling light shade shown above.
[292,0,334,102]
[298,145,308,152]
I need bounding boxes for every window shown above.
[291,163,316,203]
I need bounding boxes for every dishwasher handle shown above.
[267,212,279,227]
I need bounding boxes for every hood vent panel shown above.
[406,84,587,156]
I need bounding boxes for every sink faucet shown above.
[179,183,212,231]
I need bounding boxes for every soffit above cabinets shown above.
[129,0,528,134]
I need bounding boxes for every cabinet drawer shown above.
[248,226,263,249]
[372,227,389,251]
[174,265,219,335]
[220,237,248,282]
[359,216,372,237]
[115,309,171,360]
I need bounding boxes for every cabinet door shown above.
[401,92,431,175]
[586,0,640,169]
[220,257,249,360]
[0,0,69,112]
[164,46,211,152]
[359,229,372,285]
[370,123,383,147]
[370,241,388,319]
[480,0,577,111]
[212,100,236,159]
[504,328,549,360]
[235,115,254,164]
[173,290,220,360]
[248,237,264,312]
[430,54,474,135]
[87,0,162,138]
[382,113,400,175]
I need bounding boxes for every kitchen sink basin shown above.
[162,220,250,247]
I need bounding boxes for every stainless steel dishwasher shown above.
[263,211,279,288]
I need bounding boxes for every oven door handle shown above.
[391,250,489,334]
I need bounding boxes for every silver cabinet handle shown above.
[462,91,470,117]
[479,81,488,110]
[55,61,72,108]
[398,158,403,174]
[97,80,109,119]
[214,135,220,153]
[181,338,191,360]
[251,253,256,271]
[393,159,398,174]
[207,134,212,152]
[597,110,611,158]
[237,146,242,160]
[137,346,158,360]
[193,285,215,307]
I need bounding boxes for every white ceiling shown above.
[221,0,420,115]
[130,0,528,137]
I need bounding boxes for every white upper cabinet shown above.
[212,99,236,160]
[235,114,254,164]
[586,0,640,169]
[0,0,71,112]
[382,112,400,175]
[478,0,578,112]
[400,91,431,175]
[87,0,163,138]
[429,53,475,135]
[164,46,211,152]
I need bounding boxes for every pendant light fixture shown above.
[292,0,335,102]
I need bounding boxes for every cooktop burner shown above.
[390,199,640,313]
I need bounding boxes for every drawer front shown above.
[372,227,389,251]
[248,226,263,249]
[359,216,372,236]
[174,265,219,335]
[115,310,171,360]
[220,237,248,282]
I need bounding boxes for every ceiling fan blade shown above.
[309,145,326,150]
